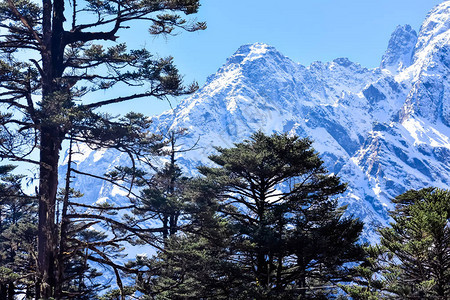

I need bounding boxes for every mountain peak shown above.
[234,42,273,55]
[202,43,296,92]
[332,57,355,67]
[380,24,417,73]
[413,1,450,64]
[225,43,280,65]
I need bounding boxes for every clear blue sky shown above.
[101,0,444,116]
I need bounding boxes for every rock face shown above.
[380,25,418,73]
[65,1,450,241]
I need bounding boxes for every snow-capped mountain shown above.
[66,1,450,241]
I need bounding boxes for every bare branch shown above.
[80,90,162,110]
[69,201,136,211]
[70,168,141,200]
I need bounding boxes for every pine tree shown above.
[135,226,246,299]
[0,165,37,299]
[135,174,253,299]
[54,186,110,299]
[377,188,450,299]
[54,130,169,299]
[137,129,191,242]
[139,131,365,299]
[340,245,387,300]
[0,0,204,297]
[102,128,192,248]
[200,131,364,298]
[345,188,450,299]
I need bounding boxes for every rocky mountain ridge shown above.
[65,1,450,241]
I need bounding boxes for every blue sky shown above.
[102,0,443,116]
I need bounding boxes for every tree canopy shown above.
[139,131,365,299]
[380,188,450,299]
[346,188,450,300]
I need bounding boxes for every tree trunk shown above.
[38,0,66,296]
[37,125,62,299]
[162,215,169,241]
[0,284,7,300]
[297,257,307,298]
[7,282,14,300]
[169,213,178,235]
[168,134,178,236]
[256,247,268,288]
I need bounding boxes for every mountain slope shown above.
[66,1,450,241]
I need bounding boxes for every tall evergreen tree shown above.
[136,129,191,242]
[103,128,192,248]
[54,129,170,299]
[339,244,387,300]
[139,132,365,299]
[0,0,204,297]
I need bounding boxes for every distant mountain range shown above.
[65,1,450,241]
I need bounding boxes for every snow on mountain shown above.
[64,1,450,242]
[380,24,417,74]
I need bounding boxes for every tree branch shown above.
[80,90,162,110]
[66,213,164,233]
[6,0,43,45]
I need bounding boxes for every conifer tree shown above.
[378,188,450,299]
[0,165,37,299]
[137,129,191,241]
[53,185,110,299]
[104,128,192,248]
[340,245,386,300]
[139,132,365,299]
[345,188,450,299]
[55,129,169,299]
[135,177,249,299]
[0,0,204,297]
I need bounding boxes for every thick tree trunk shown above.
[38,0,66,296]
[162,215,169,241]
[37,125,62,299]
